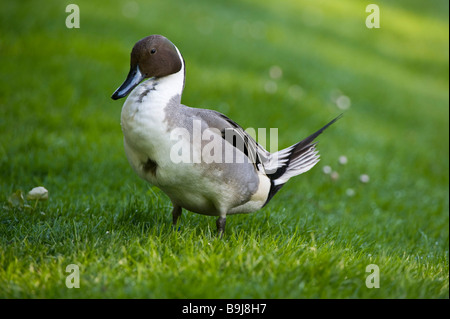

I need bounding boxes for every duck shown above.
[112,34,340,236]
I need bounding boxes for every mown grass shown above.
[0,0,448,298]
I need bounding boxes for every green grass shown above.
[0,0,448,298]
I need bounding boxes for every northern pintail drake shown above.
[112,35,340,236]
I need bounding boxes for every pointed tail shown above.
[263,114,342,206]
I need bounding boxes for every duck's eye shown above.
[150,48,156,54]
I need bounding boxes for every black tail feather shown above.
[291,113,342,156]
[263,114,342,207]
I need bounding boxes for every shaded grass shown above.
[0,0,448,298]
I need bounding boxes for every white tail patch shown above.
[272,145,320,186]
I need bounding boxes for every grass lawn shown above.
[0,0,448,298]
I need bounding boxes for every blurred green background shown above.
[0,0,448,298]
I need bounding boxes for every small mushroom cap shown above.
[27,186,49,200]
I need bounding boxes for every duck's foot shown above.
[216,216,226,238]
[172,205,182,231]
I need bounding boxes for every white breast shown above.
[120,55,187,184]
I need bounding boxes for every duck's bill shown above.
[111,65,145,100]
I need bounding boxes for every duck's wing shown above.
[188,108,270,173]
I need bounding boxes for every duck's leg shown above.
[216,216,226,238]
[172,205,182,227]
